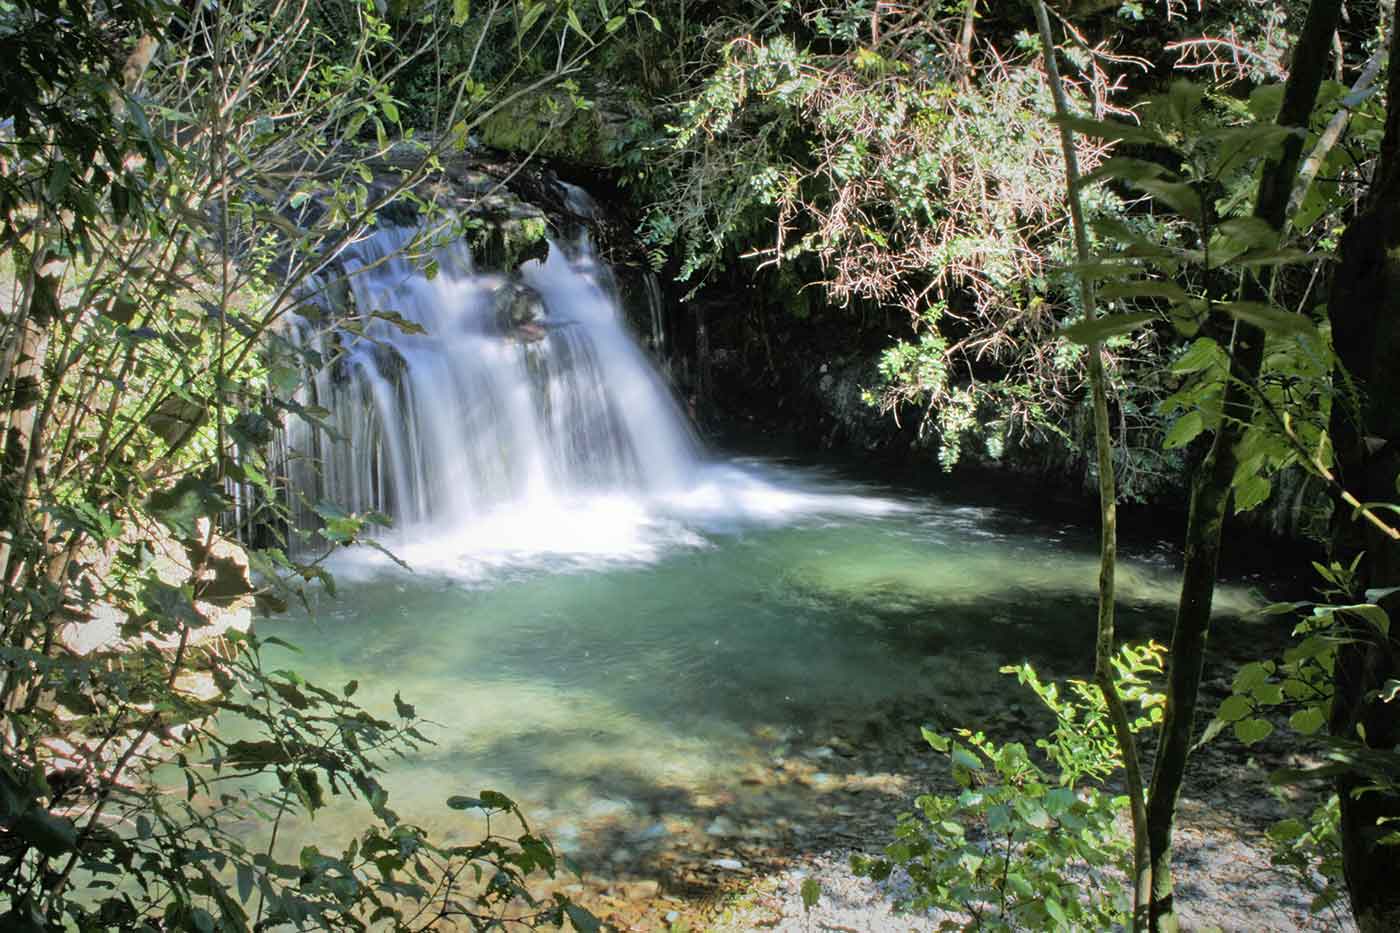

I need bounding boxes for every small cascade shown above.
[281,226,701,537]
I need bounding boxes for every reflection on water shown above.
[258,460,1260,854]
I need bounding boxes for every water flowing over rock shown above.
[281,226,701,535]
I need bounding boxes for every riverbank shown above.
[540,626,1349,932]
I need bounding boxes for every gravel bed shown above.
[710,826,1355,932]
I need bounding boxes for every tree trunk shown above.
[0,255,59,588]
[1326,4,1400,927]
[1031,4,1149,925]
[1145,2,1344,929]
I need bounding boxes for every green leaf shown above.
[452,0,471,25]
[147,476,227,538]
[1234,247,1319,268]
[1219,301,1315,337]
[1206,125,1302,177]
[1135,179,1203,221]
[564,903,602,933]
[1249,84,1285,122]
[566,5,588,39]
[800,877,821,912]
[1234,718,1274,745]
[1098,279,1190,303]
[1288,707,1326,735]
[1207,216,1278,268]
[1232,661,1274,693]
[1077,156,1175,189]
[447,795,483,810]
[236,863,254,903]
[949,743,981,771]
[1059,311,1155,345]
[1066,260,1139,281]
[47,161,72,202]
[605,14,625,32]
[921,727,950,752]
[1163,411,1205,450]
[1218,694,1253,722]
[1260,601,1308,616]
[519,1,547,33]
[1232,474,1271,513]
[1195,716,1228,749]
[1268,819,1307,843]
[1339,603,1390,636]
[1171,338,1225,375]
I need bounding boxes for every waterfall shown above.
[281,226,701,541]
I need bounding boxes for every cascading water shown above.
[282,226,702,544]
[279,222,909,577]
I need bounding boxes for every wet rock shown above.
[584,797,631,821]
[631,822,670,843]
[709,858,745,871]
[705,815,740,837]
[495,281,547,335]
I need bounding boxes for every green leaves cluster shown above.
[1061,80,1340,515]
[644,1,1143,468]
[852,643,1165,929]
[1198,557,1400,917]
[0,1,607,930]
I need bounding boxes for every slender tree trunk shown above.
[956,0,978,84]
[0,253,59,588]
[1031,4,1149,926]
[1145,2,1344,929]
[1326,4,1400,927]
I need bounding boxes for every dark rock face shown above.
[495,281,549,341]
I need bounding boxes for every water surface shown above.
[264,458,1259,849]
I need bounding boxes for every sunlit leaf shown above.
[1234,717,1274,744]
[1289,707,1326,735]
[1163,411,1205,449]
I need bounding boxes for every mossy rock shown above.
[478,90,611,164]
[470,214,551,270]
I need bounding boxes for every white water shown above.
[282,227,904,577]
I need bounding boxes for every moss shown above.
[470,213,551,270]
[478,90,608,164]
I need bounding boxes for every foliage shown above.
[852,643,1165,930]
[1060,79,1350,515]
[2,631,591,932]
[1200,556,1400,918]
[0,1,603,929]
[643,0,1158,468]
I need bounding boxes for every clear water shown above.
[264,459,1260,852]
[265,226,1260,858]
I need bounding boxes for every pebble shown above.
[709,857,745,871]
[704,815,739,836]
